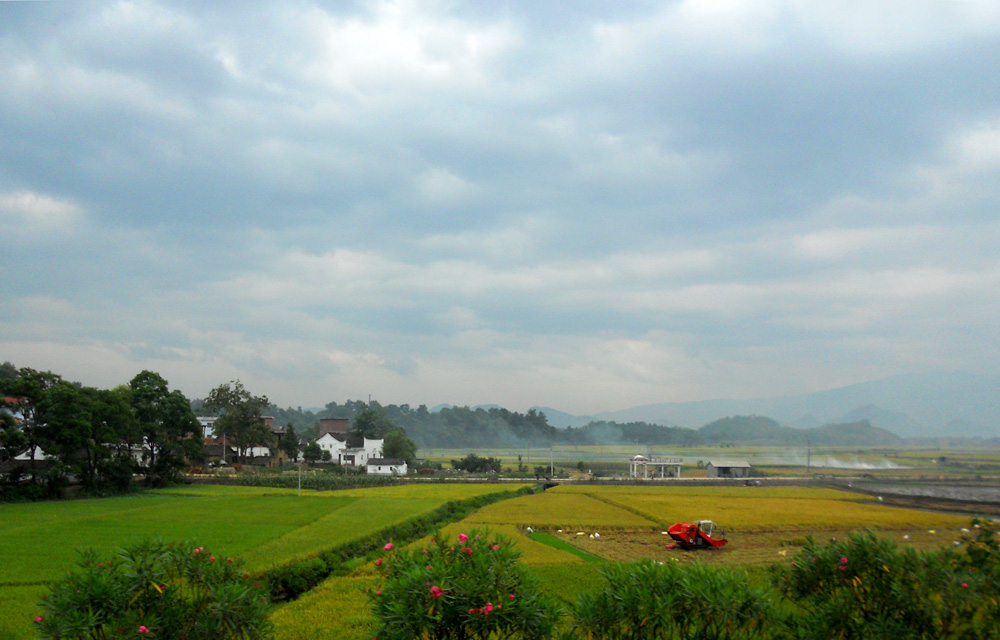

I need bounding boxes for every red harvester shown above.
[667,520,728,549]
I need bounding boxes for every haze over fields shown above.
[2,2,999,424]
[538,371,1000,437]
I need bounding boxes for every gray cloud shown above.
[1,0,998,413]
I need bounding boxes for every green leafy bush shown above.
[35,540,272,640]
[771,530,996,640]
[570,560,773,640]
[370,529,561,640]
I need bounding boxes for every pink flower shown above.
[376,590,382,596]
[465,547,473,556]
[34,616,43,623]
[468,608,478,614]
[430,585,444,598]
[209,556,215,562]
[962,583,969,588]
[375,558,383,566]
[458,533,469,543]
[483,602,493,615]
[138,626,150,634]
[509,594,515,600]
[492,544,500,551]
[426,565,432,570]
[193,548,201,555]
[840,557,848,564]
[384,543,394,551]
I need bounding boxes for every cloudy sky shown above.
[2,0,998,414]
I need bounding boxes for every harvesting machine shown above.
[667,520,728,549]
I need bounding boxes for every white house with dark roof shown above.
[367,457,407,476]
[314,433,383,466]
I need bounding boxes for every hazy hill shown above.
[543,371,998,437]
[696,416,903,447]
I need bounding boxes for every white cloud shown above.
[414,167,477,206]
[792,226,935,260]
[294,0,519,100]
[0,191,84,237]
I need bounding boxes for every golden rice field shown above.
[553,485,970,531]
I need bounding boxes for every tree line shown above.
[1,365,202,499]
[1,363,422,501]
[258,400,902,449]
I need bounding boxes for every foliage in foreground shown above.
[36,539,272,640]
[570,560,773,640]
[770,518,1000,640]
[361,517,1000,640]
[370,529,561,640]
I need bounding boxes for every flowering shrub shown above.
[771,530,995,640]
[570,560,774,640]
[369,529,560,640]
[35,539,272,640]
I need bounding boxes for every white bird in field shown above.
[526,527,533,534]
[903,534,910,540]
[589,534,594,539]
[961,528,970,533]
[594,532,601,539]
[877,496,883,502]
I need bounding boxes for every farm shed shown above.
[367,458,408,476]
[706,460,752,478]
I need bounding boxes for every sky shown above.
[2,0,999,415]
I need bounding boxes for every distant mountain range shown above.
[535,371,1000,437]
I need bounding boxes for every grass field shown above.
[0,479,984,640]
[0,482,529,640]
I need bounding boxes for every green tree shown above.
[0,409,26,471]
[303,441,322,464]
[130,371,200,486]
[352,406,397,438]
[382,429,417,464]
[204,380,270,465]
[0,367,63,485]
[280,423,300,461]
[0,360,17,380]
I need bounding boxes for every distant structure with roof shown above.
[629,454,682,479]
[706,460,752,478]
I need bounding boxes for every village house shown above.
[310,417,383,467]
[366,457,407,476]
[314,432,383,466]
[198,415,289,467]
